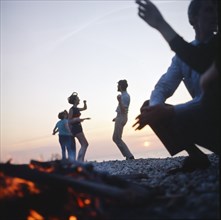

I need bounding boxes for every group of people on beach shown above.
[52,92,90,162]
[53,0,220,173]
[52,79,133,162]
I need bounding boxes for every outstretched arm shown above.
[69,117,91,124]
[136,0,217,73]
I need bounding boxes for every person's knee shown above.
[140,100,150,112]
[83,141,89,149]
[113,135,120,144]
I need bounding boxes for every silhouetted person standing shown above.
[52,110,76,161]
[112,80,134,160]
[68,92,90,162]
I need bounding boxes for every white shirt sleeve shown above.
[149,55,183,106]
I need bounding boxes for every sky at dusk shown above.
[2,0,211,164]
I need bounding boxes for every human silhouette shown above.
[68,92,90,162]
[134,0,220,172]
[52,110,76,160]
[112,80,134,160]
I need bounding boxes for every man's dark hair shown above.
[188,0,217,26]
[118,79,128,91]
[58,111,65,119]
[188,0,203,25]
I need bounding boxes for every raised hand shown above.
[136,0,165,30]
[136,0,177,43]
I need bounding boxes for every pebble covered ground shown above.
[90,153,220,219]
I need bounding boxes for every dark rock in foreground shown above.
[91,153,220,219]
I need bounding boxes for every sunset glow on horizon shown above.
[144,141,150,147]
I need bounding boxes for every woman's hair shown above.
[68,92,78,105]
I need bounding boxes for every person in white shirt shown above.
[113,80,134,160]
[134,0,218,172]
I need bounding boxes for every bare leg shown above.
[75,132,89,162]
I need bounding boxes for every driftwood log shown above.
[0,160,159,220]
[0,162,153,202]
